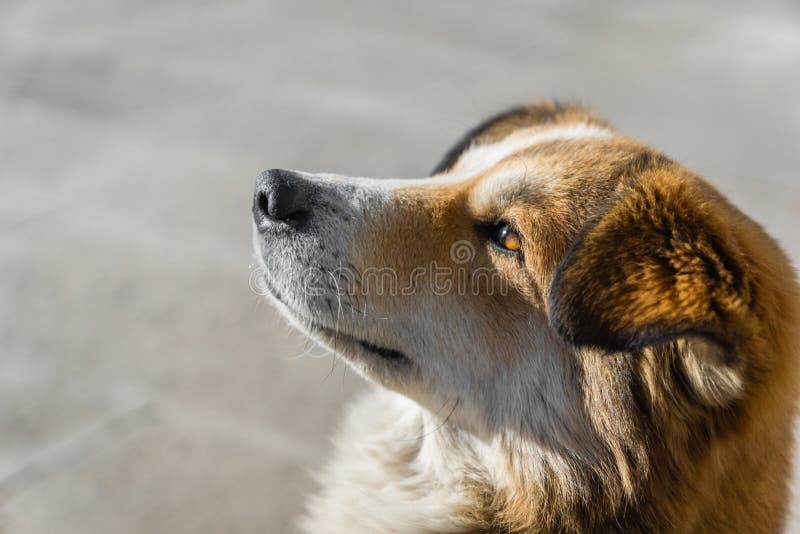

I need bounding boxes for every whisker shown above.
[399,398,460,442]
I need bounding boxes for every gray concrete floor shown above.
[1,1,799,532]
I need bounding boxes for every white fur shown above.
[443,123,612,184]
[299,389,478,533]
[302,122,613,192]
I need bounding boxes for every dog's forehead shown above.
[449,124,612,178]
[461,124,615,211]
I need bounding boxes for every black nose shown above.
[253,169,311,229]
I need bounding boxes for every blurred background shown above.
[1,1,799,532]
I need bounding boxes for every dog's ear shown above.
[548,154,754,399]
[431,102,602,175]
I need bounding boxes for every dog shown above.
[252,101,799,533]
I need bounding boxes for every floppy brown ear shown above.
[548,158,753,358]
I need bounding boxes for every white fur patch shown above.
[442,123,613,183]
[299,389,477,533]
[299,123,613,195]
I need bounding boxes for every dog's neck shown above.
[300,387,622,533]
[301,382,791,533]
[300,388,482,533]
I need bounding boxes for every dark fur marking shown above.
[431,102,575,175]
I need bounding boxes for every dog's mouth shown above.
[259,271,410,364]
[311,323,410,363]
[358,340,408,361]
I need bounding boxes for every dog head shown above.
[252,102,779,447]
[253,101,800,531]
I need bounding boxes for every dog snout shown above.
[253,169,312,230]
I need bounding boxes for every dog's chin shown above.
[258,272,411,369]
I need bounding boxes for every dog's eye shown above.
[493,224,522,252]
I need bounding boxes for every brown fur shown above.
[357,102,799,532]
[263,101,800,532]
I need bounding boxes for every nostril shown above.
[256,191,270,221]
[253,169,312,229]
[253,187,309,229]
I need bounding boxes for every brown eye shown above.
[493,224,522,252]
